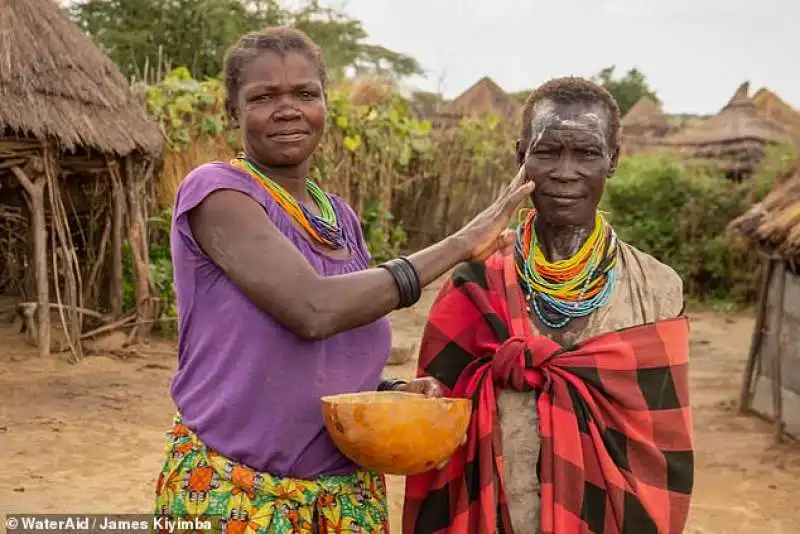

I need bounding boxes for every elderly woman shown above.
[403,77,694,534]
[153,27,532,533]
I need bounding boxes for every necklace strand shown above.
[230,156,347,250]
[514,209,618,329]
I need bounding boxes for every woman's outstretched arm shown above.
[189,168,533,341]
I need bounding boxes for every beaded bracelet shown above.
[377,378,408,391]
[377,257,421,308]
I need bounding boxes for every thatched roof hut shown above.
[0,0,163,360]
[0,0,161,155]
[752,88,800,141]
[659,82,793,179]
[728,166,800,440]
[666,114,708,131]
[435,76,519,127]
[621,96,672,154]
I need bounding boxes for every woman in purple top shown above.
[153,26,533,533]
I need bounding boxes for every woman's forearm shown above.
[310,233,471,339]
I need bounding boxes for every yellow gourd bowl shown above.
[321,391,471,476]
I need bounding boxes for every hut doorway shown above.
[740,258,800,440]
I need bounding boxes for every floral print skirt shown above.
[155,414,389,533]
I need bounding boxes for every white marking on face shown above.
[526,101,611,163]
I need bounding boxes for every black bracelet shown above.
[377,378,408,391]
[380,259,409,306]
[377,257,421,308]
[397,256,422,304]
[394,259,415,306]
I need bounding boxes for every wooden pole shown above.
[109,164,125,318]
[44,148,83,362]
[771,261,787,443]
[10,165,50,357]
[121,157,154,343]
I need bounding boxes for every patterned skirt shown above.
[154,414,389,533]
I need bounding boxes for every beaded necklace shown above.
[514,209,618,330]
[230,156,347,250]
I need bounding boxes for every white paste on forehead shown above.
[526,101,611,160]
[527,101,557,153]
[559,112,604,129]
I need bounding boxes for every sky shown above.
[286,0,800,115]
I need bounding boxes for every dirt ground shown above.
[2,281,799,533]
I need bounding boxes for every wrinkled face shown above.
[517,99,618,228]
[229,51,326,167]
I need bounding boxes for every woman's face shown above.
[517,99,618,228]
[232,51,326,167]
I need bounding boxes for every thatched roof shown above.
[728,167,800,258]
[752,87,800,137]
[660,82,792,147]
[666,114,708,130]
[439,76,518,119]
[0,0,162,156]
[622,96,669,131]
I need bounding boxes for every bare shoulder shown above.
[618,241,684,319]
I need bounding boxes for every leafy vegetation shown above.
[601,144,797,303]
[70,0,422,84]
[591,66,661,116]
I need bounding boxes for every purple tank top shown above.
[169,161,392,479]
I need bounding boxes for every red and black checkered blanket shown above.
[403,250,694,534]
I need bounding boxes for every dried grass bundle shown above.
[729,164,800,258]
[343,76,396,107]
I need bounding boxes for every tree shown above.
[409,90,445,116]
[592,66,661,116]
[70,0,422,84]
[70,0,278,82]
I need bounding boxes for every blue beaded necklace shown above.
[514,211,618,330]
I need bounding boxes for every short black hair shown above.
[222,26,327,109]
[520,76,621,152]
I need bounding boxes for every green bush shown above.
[601,145,795,303]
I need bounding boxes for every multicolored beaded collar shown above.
[230,156,347,250]
[514,209,618,330]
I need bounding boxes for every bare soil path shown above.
[2,281,799,533]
